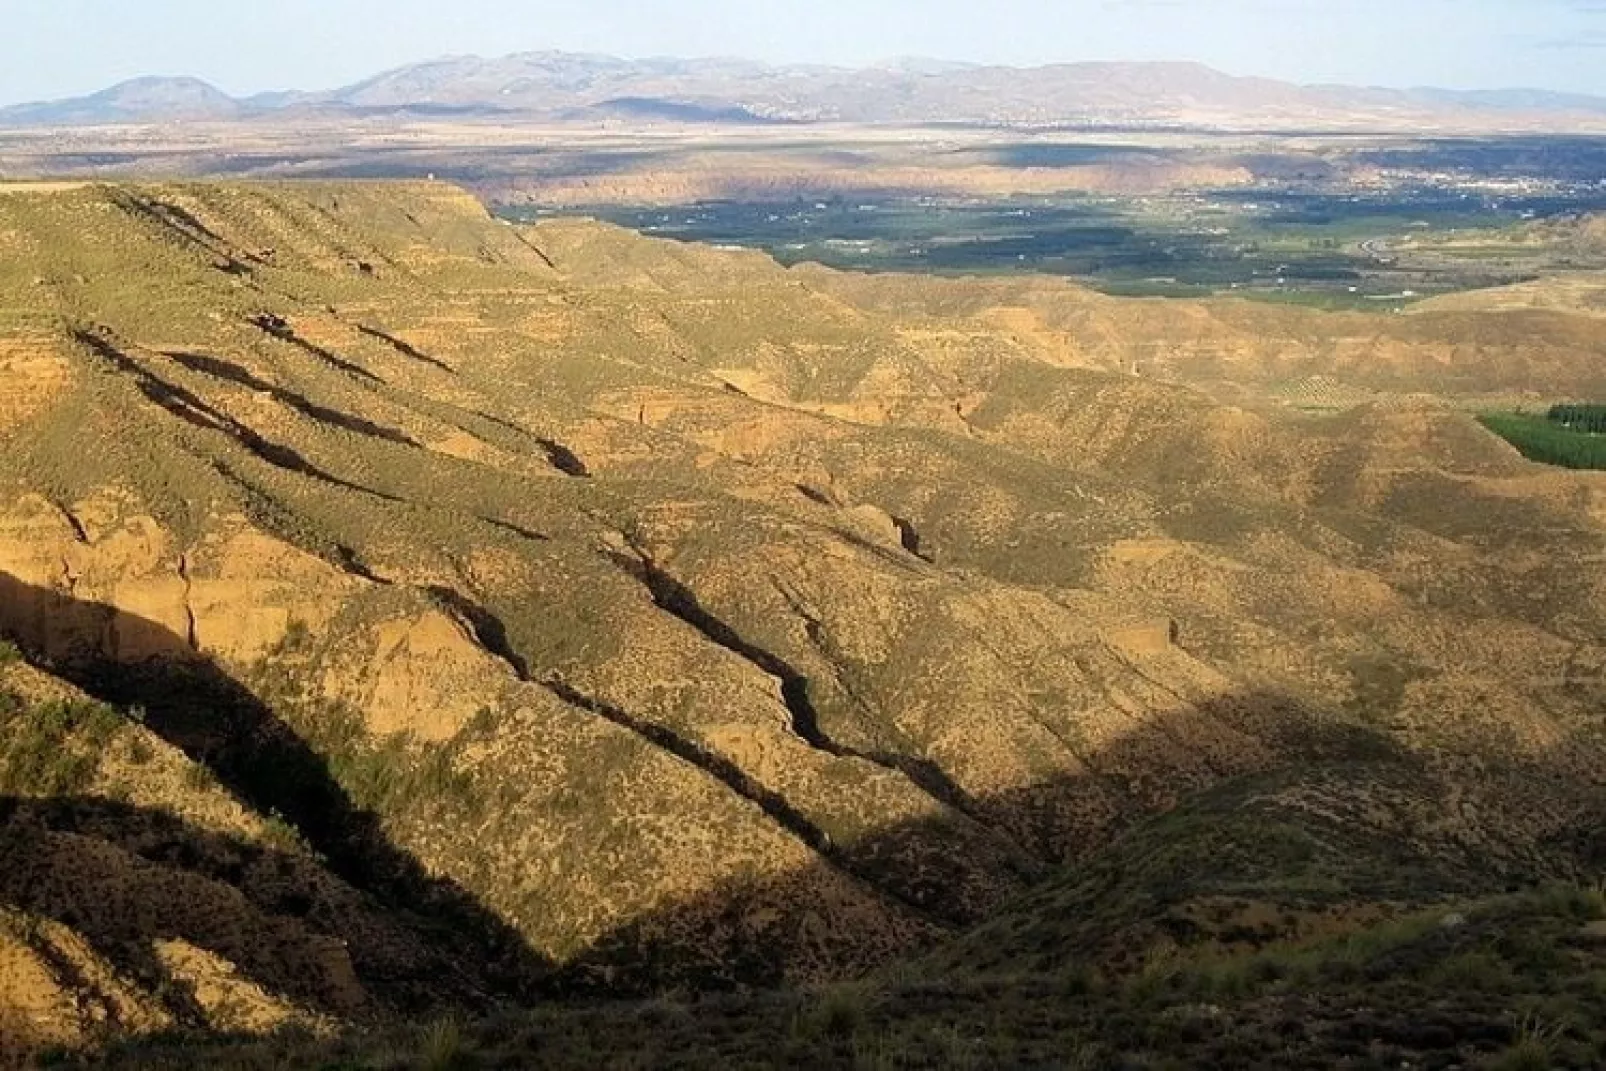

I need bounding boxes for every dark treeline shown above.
[1548,403,1606,434]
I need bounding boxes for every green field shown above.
[505,185,1606,308]
[1481,409,1606,470]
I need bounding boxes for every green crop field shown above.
[506,182,1606,309]
[1480,409,1606,470]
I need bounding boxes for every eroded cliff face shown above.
[0,182,1601,1047]
[0,494,344,663]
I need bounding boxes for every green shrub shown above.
[183,761,216,791]
[0,695,124,794]
[418,1016,475,1071]
[1486,1040,1552,1071]
[126,734,156,766]
[792,983,873,1043]
[261,809,309,853]
[1525,883,1606,922]
[281,618,312,652]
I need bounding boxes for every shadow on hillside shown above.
[1,570,1602,1040]
[162,350,420,447]
[0,793,467,1021]
[555,727,1604,996]
[71,330,404,505]
[250,313,385,386]
[0,571,551,1012]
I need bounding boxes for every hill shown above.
[5,54,1606,131]
[0,78,242,126]
[0,180,1600,1066]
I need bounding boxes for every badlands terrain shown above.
[0,179,1601,1067]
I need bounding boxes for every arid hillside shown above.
[0,181,1602,1066]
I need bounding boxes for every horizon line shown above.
[5,50,1606,111]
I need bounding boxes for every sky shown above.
[3,0,1606,105]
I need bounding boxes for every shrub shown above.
[126,734,156,766]
[281,618,312,652]
[1483,1039,1549,1071]
[418,1016,474,1071]
[1487,1013,1567,1071]
[183,761,216,791]
[261,809,309,853]
[0,695,124,794]
[792,982,873,1044]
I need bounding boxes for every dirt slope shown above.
[0,180,1601,1060]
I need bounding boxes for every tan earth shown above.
[0,180,1600,1058]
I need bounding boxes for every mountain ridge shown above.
[5,53,1606,129]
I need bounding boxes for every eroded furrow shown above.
[422,586,832,847]
[424,586,953,923]
[164,350,419,447]
[250,313,384,385]
[605,544,843,755]
[355,324,457,374]
[424,585,530,679]
[602,542,999,822]
[535,673,945,926]
[72,328,402,504]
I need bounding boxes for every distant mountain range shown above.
[5,52,1606,130]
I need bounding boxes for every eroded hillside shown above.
[0,181,1602,1062]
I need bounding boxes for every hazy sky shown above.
[4,0,1606,105]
